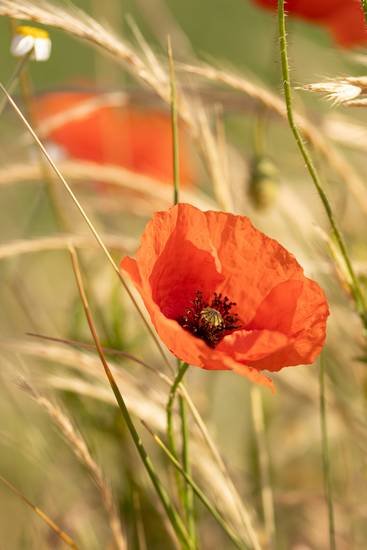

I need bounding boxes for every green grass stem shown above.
[277,0,367,330]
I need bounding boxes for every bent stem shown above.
[143,421,248,550]
[68,246,191,549]
[0,82,172,373]
[319,356,336,550]
[0,51,32,116]
[0,473,79,549]
[277,0,367,330]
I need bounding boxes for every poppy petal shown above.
[120,204,329,388]
[204,209,303,324]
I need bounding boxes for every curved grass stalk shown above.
[0,82,172,372]
[23,385,126,550]
[0,473,79,549]
[142,421,248,550]
[277,0,367,330]
[0,50,32,116]
[68,246,192,549]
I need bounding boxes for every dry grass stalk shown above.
[34,92,129,138]
[182,63,367,215]
[0,82,173,371]
[1,338,259,543]
[0,472,79,549]
[0,160,214,211]
[0,234,135,260]
[0,0,232,214]
[303,77,367,105]
[0,0,167,99]
[2,2,366,213]
[134,0,194,57]
[322,116,367,152]
[26,332,261,547]
[21,383,126,550]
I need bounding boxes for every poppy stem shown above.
[168,36,180,205]
[68,246,192,550]
[319,356,337,550]
[179,388,197,546]
[277,0,367,331]
[167,360,198,547]
[166,361,190,500]
[142,420,248,550]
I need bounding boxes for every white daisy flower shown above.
[11,26,51,62]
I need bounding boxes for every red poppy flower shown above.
[120,204,329,389]
[253,0,367,48]
[33,91,192,184]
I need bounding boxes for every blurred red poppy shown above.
[253,0,367,47]
[120,204,329,389]
[33,91,192,184]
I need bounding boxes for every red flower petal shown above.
[33,91,193,184]
[252,0,367,48]
[120,204,329,388]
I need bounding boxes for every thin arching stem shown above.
[168,36,180,205]
[0,82,172,372]
[142,421,248,550]
[277,0,367,330]
[68,246,192,549]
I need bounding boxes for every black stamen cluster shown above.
[177,291,241,348]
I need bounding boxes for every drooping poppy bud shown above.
[248,155,279,210]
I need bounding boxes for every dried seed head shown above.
[303,81,362,105]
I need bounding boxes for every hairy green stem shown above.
[319,356,336,550]
[166,361,190,501]
[277,0,367,329]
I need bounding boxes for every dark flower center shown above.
[177,291,241,348]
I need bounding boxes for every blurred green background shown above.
[1,1,367,549]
